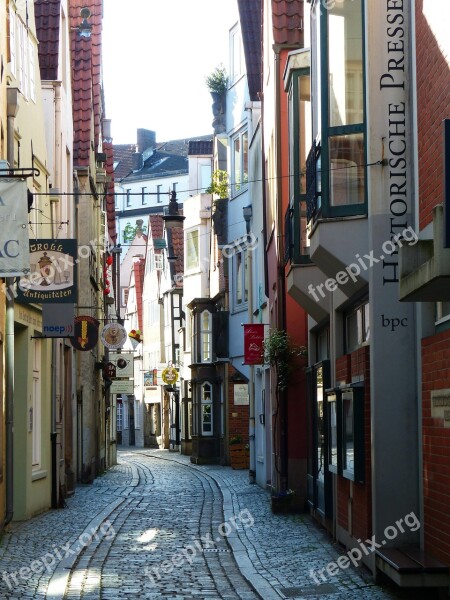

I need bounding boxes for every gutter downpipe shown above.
[50,82,63,509]
[3,88,20,529]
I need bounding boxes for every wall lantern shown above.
[242,204,252,234]
[162,191,185,229]
[78,7,93,38]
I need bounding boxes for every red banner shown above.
[243,324,265,365]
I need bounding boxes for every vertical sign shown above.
[0,179,30,276]
[243,324,265,365]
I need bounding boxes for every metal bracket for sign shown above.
[0,167,40,179]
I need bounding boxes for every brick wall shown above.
[416,0,450,229]
[336,345,372,540]
[422,329,450,565]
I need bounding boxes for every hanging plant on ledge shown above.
[263,329,307,391]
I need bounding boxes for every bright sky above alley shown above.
[102,0,238,144]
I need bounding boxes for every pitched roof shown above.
[103,137,117,243]
[272,0,304,46]
[113,144,137,181]
[188,140,213,156]
[69,0,103,167]
[170,226,184,287]
[123,151,188,183]
[35,0,61,81]
[237,0,262,101]
[149,214,164,243]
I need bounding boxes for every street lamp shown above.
[162,191,185,229]
[78,8,92,38]
[243,204,252,235]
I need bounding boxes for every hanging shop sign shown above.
[243,324,265,365]
[0,179,30,276]
[110,379,134,394]
[70,316,100,351]
[42,303,75,338]
[109,352,134,378]
[16,239,77,303]
[161,364,179,385]
[100,322,127,350]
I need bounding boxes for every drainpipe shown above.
[3,88,20,528]
[50,82,63,509]
[246,217,256,484]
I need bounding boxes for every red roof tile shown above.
[103,138,117,243]
[237,0,262,101]
[35,0,61,81]
[133,257,145,331]
[272,0,304,46]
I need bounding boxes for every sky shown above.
[102,0,238,145]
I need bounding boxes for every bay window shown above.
[232,130,248,196]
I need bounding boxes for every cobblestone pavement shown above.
[0,449,439,600]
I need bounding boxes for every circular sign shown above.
[161,366,179,385]
[100,323,127,350]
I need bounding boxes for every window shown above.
[233,249,248,310]
[230,25,243,84]
[200,310,212,363]
[186,229,199,271]
[126,189,131,207]
[340,386,364,482]
[436,302,450,325]
[117,402,123,432]
[32,339,42,469]
[201,383,213,435]
[152,253,164,271]
[288,69,312,262]
[345,300,369,353]
[310,0,366,220]
[134,399,141,429]
[141,187,147,206]
[28,38,36,102]
[232,130,248,196]
[327,393,339,473]
[157,185,162,203]
[9,11,16,77]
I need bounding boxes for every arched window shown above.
[201,310,212,363]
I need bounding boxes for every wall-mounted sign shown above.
[144,369,158,388]
[16,239,77,303]
[243,324,265,365]
[110,379,134,394]
[70,316,100,351]
[100,323,127,350]
[234,383,249,405]
[0,179,30,276]
[42,304,75,337]
[109,352,134,378]
[161,365,179,385]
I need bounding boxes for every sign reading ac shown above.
[0,240,19,258]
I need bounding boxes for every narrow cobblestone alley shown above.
[0,451,435,600]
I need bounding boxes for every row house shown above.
[0,0,116,525]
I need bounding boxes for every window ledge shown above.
[32,469,47,481]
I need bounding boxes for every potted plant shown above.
[271,488,296,514]
[229,435,250,470]
[205,64,228,96]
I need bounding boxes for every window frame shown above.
[185,228,200,272]
[288,67,312,264]
[316,0,367,220]
[231,129,249,197]
[201,382,213,436]
[200,310,212,363]
[344,299,369,353]
[232,247,248,312]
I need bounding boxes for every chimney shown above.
[135,219,144,237]
[132,152,143,172]
[137,129,156,153]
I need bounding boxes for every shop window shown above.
[117,403,123,432]
[326,385,365,482]
[201,383,213,436]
